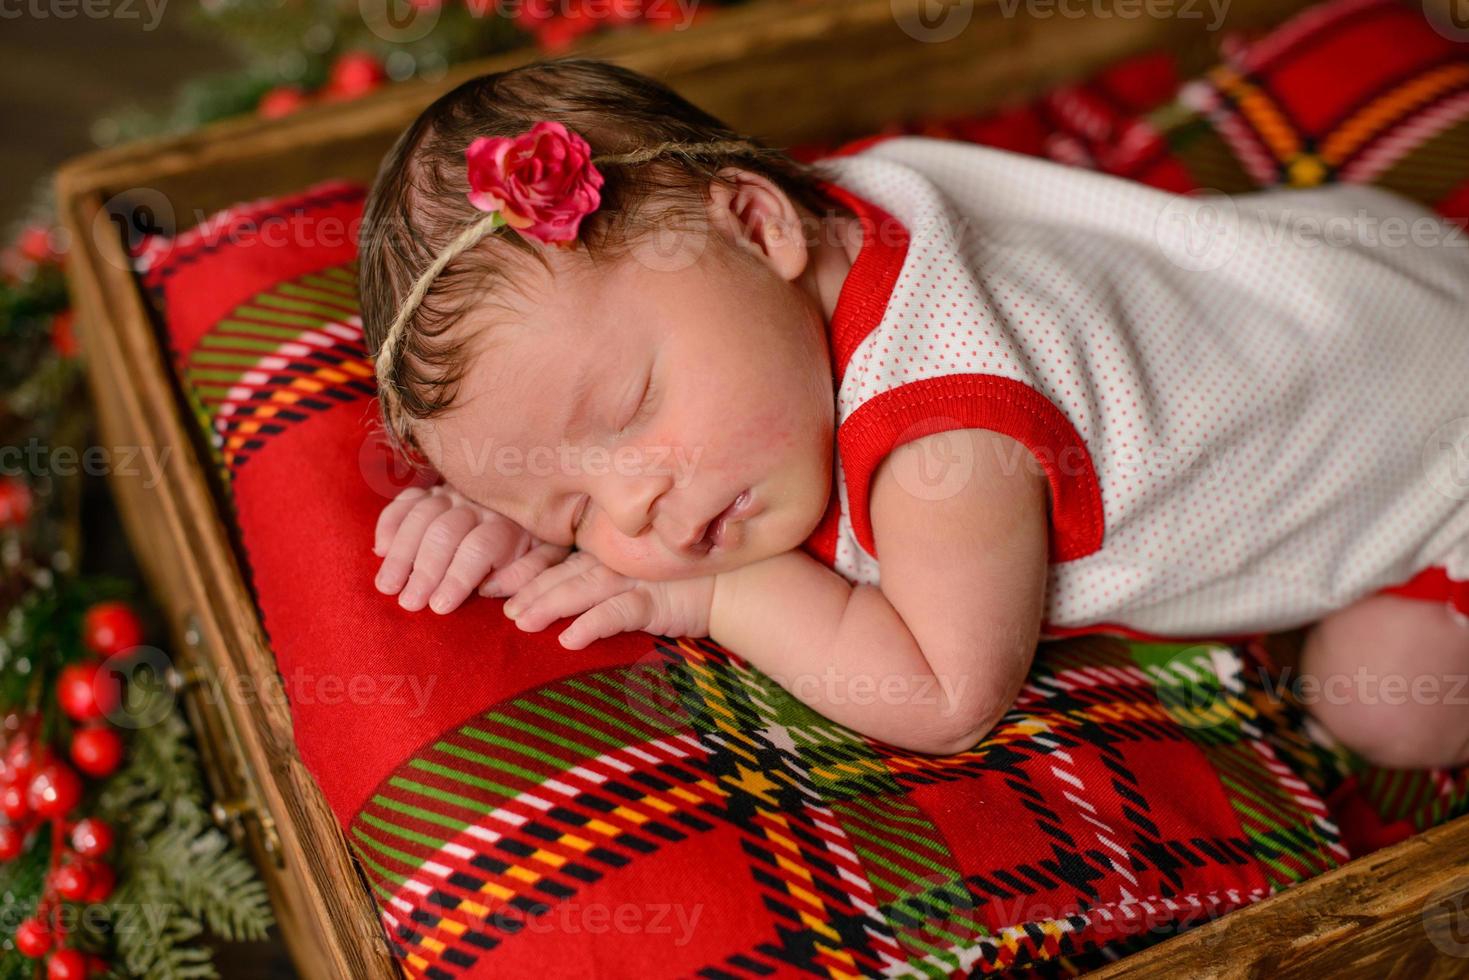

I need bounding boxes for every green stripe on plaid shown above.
[180,262,371,477]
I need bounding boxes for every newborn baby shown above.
[362,58,1469,763]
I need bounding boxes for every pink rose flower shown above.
[464,121,604,246]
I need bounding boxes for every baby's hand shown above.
[501,550,717,650]
[374,484,571,614]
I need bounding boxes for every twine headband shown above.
[373,123,765,424]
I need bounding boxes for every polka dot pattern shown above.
[819,137,1469,637]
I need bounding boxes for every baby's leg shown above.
[1297,594,1469,769]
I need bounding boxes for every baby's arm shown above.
[710,429,1049,754]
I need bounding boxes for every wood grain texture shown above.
[1090,813,1469,978]
[58,0,1465,975]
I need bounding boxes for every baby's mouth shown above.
[690,488,754,555]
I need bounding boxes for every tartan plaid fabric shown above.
[131,1,1469,974]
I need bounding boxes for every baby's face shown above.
[418,225,837,581]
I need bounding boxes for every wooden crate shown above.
[51,0,1469,975]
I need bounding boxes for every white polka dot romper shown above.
[798,135,1469,642]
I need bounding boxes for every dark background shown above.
[1,10,234,228]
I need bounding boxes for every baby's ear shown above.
[706,167,809,282]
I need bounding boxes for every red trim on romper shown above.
[801,166,911,568]
[840,375,1105,564]
[811,176,910,379]
[799,164,1106,570]
[1375,565,1469,616]
[1039,620,1270,645]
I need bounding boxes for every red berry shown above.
[2,783,30,822]
[322,51,386,101]
[57,663,117,723]
[5,734,37,775]
[27,763,82,819]
[0,824,22,860]
[80,602,142,658]
[257,85,309,119]
[51,309,78,359]
[82,862,113,903]
[68,728,123,778]
[69,819,112,858]
[0,478,31,529]
[14,917,51,957]
[46,948,87,980]
[51,863,91,902]
[17,226,57,264]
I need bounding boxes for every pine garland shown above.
[98,681,274,977]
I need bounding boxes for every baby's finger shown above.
[481,541,573,598]
[499,549,601,618]
[559,591,653,650]
[428,521,521,614]
[373,486,430,557]
[398,506,482,611]
[505,557,629,632]
[375,494,453,595]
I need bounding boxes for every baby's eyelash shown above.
[570,371,655,539]
[618,374,656,437]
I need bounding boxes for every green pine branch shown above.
[93,680,275,977]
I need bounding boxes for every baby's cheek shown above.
[585,527,668,580]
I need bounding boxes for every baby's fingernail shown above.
[399,586,427,611]
[429,592,453,614]
[502,600,520,618]
[480,579,504,598]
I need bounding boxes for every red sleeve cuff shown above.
[838,373,1105,563]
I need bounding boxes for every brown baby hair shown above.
[359,56,846,461]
